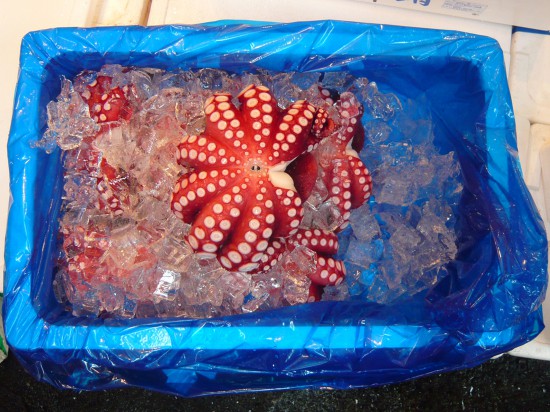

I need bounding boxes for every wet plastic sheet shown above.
[4,21,548,396]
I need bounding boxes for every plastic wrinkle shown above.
[3,21,548,397]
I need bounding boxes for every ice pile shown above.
[32,79,99,153]
[40,65,463,318]
[340,92,462,304]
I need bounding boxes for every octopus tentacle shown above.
[218,183,277,273]
[348,155,372,209]
[203,93,246,144]
[293,228,339,256]
[288,229,345,288]
[313,88,371,226]
[270,186,303,238]
[237,85,279,154]
[177,134,242,170]
[309,256,346,287]
[171,169,241,223]
[274,101,318,162]
[186,181,248,258]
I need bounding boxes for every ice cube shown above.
[118,294,139,319]
[94,125,136,171]
[97,64,128,87]
[154,235,192,271]
[283,246,317,276]
[303,200,345,232]
[346,237,384,269]
[71,287,101,317]
[33,78,99,152]
[53,270,71,305]
[305,178,329,209]
[97,284,125,313]
[198,68,225,90]
[376,173,414,206]
[390,221,422,251]
[153,268,181,302]
[123,267,156,299]
[290,72,320,91]
[220,271,252,311]
[243,263,286,313]
[392,96,433,145]
[103,227,144,271]
[282,273,312,306]
[365,265,404,305]
[178,256,226,308]
[63,142,103,177]
[320,71,355,91]
[242,290,270,313]
[198,268,226,307]
[280,246,315,305]
[270,72,303,107]
[127,69,157,104]
[152,70,189,90]
[322,283,350,301]
[359,81,402,121]
[349,204,380,241]
[365,119,392,144]
[62,174,99,210]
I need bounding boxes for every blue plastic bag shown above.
[4,21,547,396]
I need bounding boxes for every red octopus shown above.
[77,75,134,216]
[171,85,324,273]
[80,75,133,125]
[255,228,346,302]
[291,228,345,287]
[313,89,373,229]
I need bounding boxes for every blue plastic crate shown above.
[4,21,547,396]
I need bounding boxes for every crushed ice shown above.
[41,65,463,318]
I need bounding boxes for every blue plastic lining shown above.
[4,21,547,397]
